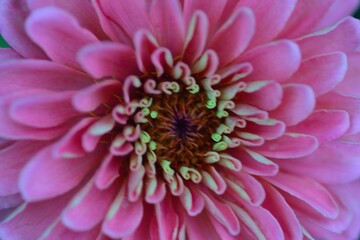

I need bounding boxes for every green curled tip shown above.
[211,133,222,142]
[206,99,216,109]
[213,141,228,151]
[150,111,158,119]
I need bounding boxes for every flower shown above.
[1,0,360,239]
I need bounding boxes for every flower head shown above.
[1,0,360,239]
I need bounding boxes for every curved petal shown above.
[19,145,101,201]
[0,59,91,95]
[209,7,255,65]
[26,7,99,69]
[265,172,339,219]
[62,178,118,231]
[237,0,297,47]
[0,141,46,196]
[279,141,360,184]
[251,133,319,159]
[270,84,315,126]
[0,0,47,58]
[27,0,107,39]
[10,91,79,128]
[297,17,360,59]
[335,52,360,97]
[150,0,185,56]
[288,110,350,143]
[78,42,139,78]
[240,40,301,82]
[288,52,348,96]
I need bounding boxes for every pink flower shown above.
[1,0,360,239]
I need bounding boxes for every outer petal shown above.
[150,0,185,56]
[19,145,101,201]
[278,141,360,184]
[9,91,79,128]
[288,110,350,143]
[251,133,319,159]
[26,7,99,69]
[237,0,297,47]
[0,0,47,58]
[270,84,315,126]
[288,52,348,96]
[297,17,360,59]
[317,92,360,134]
[335,52,360,97]
[0,191,75,240]
[265,172,339,219]
[0,59,91,95]
[27,0,107,39]
[102,186,143,239]
[40,222,100,240]
[279,0,336,38]
[0,141,46,196]
[78,42,139,78]
[62,178,118,231]
[208,7,255,65]
[95,0,151,40]
[240,40,301,82]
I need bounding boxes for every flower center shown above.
[142,86,222,171]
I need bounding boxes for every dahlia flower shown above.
[1,0,360,239]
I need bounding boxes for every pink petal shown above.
[154,194,180,240]
[10,91,79,128]
[265,172,339,219]
[317,92,360,134]
[238,0,297,47]
[72,79,122,112]
[0,141,46,196]
[52,118,96,159]
[225,170,266,206]
[95,154,122,190]
[78,42,139,79]
[278,0,336,39]
[62,178,118,231]
[229,148,279,176]
[0,92,71,140]
[0,48,21,62]
[179,185,205,216]
[102,186,143,239]
[27,0,107,40]
[183,0,227,35]
[240,40,301,82]
[297,17,360,59]
[95,0,151,40]
[288,110,350,143]
[200,191,240,235]
[262,183,303,240]
[270,84,315,126]
[185,212,222,240]
[40,222,100,240]
[229,200,285,240]
[251,133,319,159]
[335,52,360,97]
[209,7,255,65]
[245,119,286,140]
[26,7,99,69]
[0,191,75,240]
[134,30,159,73]
[0,59,91,95]
[0,194,22,209]
[279,141,360,184]
[237,81,283,111]
[0,0,47,58]
[288,52,347,96]
[182,11,209,65]
[316,0,360,31]
[150,0,185,56]
[19,145,101,201]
